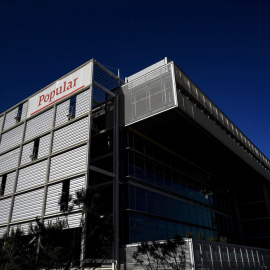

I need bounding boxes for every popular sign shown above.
[27,62,92,118]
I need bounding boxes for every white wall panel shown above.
[16,160,47,191]
[69,176,85,210]
[0,148,20,174]
[12,188,44,222]
[0,197,11,224]
[0,226,7,238]
[21,102,28,121]
[5,171,16,195]
[52,117,88,153]
[75,89,90,117]
[39,134,51,158]
[55,100,70,127]
[45,182,62,215]
[3,107,18,131]
[49,145,87,181]
[24,108,53,141]
[20,141,34,165]
[0,124,24,154]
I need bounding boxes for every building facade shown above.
[1,58,270,269]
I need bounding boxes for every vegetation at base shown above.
[0,187,112,270]
[132,234,186,270]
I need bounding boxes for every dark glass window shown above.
[134,156,145,180]
[145,162,155,184]
[147,191,156,214]
[158,219,167,240]
[68,95,76,120]
[30,138,40,161]
[15,104,23,123]
[136,188,146,212]
[155,166,164,187]
[0,174,7,196]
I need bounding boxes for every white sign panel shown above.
[27,62,92,118]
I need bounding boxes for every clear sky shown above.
[1,0,270,158]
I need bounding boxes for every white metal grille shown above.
[120,63,176,126]
[5,171,16,195]
[39,134,51,158]
[3,107,18,131]
[49,144,87,181]
[54,99,70,127]
[45,182,62,215]
[0,197,12,224]
[0,116,3,131]
[52,117,88,153]
[20,141,34,165]
[0,147,20,174]
[16,160,47,192]
[12,188,44,222]
[0,124,24,154]
[66,212,82,228]
[24,108,53,141]
[75,89,91,117]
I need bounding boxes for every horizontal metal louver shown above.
[45,182,62,215]
[20,141,34,165]
[0,197,11,224]
[52,117,88,153]
[39,134,51,158]
[24,108,53,141]
[17,160,47,192]
[0,124,24,154]
[0,147,20,174]
[66,212,82,228]
[55,100,70,127]
[49,144,87,181]
[21,102,28,121]
[10,222,31,235]
[5,171,16,195]
[69,176,85,210]
[75,89,90,117]
[12,188,44,222]
[3,107,18,131]
[120,64,176,126]
[0,226,7,238]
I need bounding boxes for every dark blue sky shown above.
[1,0,270,158]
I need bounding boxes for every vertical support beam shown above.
[80,60,94,268]
[6,116,27,234]
[41,104,57,220]
[113,94,120,269]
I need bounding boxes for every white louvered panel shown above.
[66,212,82,228]
[21,102,28,121]
[49,145,87,181]
[0,116,3,131]
[3,107,18,131]
[52,117,88,153]
[39,134,51,158]
[0,124,24,154]
[75,89,90,117]
[0,197,11,224]
[24,108,53,141]
[0,226,7,238]
[20,141,34,165]
[5,171,16,195]
[0,148,20,174]
[12,188,44,222]
[16,160,47,191]
[55,100,70,127]
[69,176,85,210]
[43,216,69,229]
[45,182,62,215]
